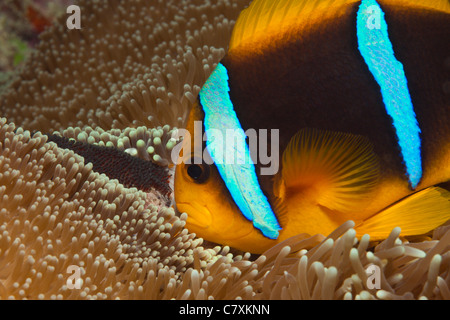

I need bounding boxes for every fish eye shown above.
[185,159,210,183]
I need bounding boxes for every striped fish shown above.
[174,0,450,253]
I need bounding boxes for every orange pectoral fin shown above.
[355,186,450,240]
[279,128,380,213]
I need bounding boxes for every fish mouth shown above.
[176,201,212,229]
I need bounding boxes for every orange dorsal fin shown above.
[229,0,359,51]
[379,0,450,12]
[229,0,450,52]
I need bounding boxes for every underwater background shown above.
[0,0,448,300]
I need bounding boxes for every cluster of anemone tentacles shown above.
[0,0,449,300]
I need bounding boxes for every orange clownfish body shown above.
[175,0,450,253]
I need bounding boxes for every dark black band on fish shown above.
[221,0,450,193]
[45,134,172,197]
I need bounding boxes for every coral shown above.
[0,0,249,132]
[45,134,172,198]
[0,0,68,92]
[55,125,182,166]
[0,122,448,299]
[0,0,448,300]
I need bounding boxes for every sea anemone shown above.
[0,0,448,300]
[0,0,247,132]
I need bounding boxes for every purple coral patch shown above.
[46,134,172,197]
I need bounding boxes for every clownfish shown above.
[174,0,450,253]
